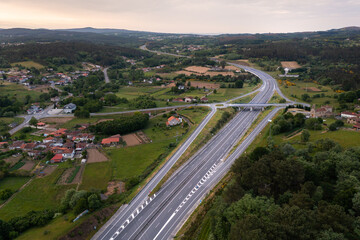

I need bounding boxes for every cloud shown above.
[0,0,359,33]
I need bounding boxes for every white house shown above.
[341,111,359,119]
[62,149,75,159]
[63,103,77,113]
[166,116,182,126]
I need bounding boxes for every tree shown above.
[235,80,244,88]
[104,94,118,106]
[88,194,102,211]
[29,117,38,128]
[301,129,310,142]
[73,198,88,215]
[214,89,217,94]
[301,93,310,102]
[74,109,90,118]
[220,60,226,69]
[0,189,13,200]
[329,123,337,131]
[24,95,31,104]
[305,118,322,130]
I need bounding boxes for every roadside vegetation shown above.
[181,110,360,240]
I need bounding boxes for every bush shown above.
[0,188,13,200]
[74,109,90,118]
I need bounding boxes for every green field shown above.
[116,86,164,99]
[0,117,24,125]
[252,120,360,151]
[12,127,43,141]
[0,82,42,102]
[107,114,190,180]
[0,168,76,221]
[278,80,339,108]
[16,213,81,240]
[11,61,45,70]
[178,107,210,124]
[107,141,170,180]
[0,176,30,192]
[79,162,112,191]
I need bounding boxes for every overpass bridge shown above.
[227,102,309,111]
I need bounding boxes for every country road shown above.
[103,67,110,83]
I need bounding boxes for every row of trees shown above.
[90,112,149,135]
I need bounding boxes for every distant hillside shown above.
[0,28,145,47]
[0,41,150,66]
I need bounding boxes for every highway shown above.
[94,60,282,240]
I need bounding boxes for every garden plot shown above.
[87,149,108,163]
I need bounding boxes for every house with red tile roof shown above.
[101,134,121,146]
[0,142,8,148]
[37,122,46,127]
[50,128,68,137]
[9,141,25,150]
[51,154,63,163]
[43,136,55,143]
[166,116,182,126]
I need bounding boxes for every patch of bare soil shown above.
[105,181,125,196]
[19,161,35,171]
[40,165,58,177]
[225,65,240,71]
[281,61,301,69]
[136,131,150,143]
[57,167,74,185]
[96,119,113,124]
[175,70,201,76]
[303,87,321,92]
[32,85,50,93]
[205,71,235,77]
[122,133,142,147]
[186,81,220,89]
[87,149,108,163]
[184,66,210,74]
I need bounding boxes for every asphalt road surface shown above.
[103,67,110,83]
[94,61,281,240]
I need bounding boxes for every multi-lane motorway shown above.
[94,61,286,240]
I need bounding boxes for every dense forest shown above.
[183,138,360,240]
[220,39,360,90]
[0,42,149,67]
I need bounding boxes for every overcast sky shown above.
[0,0,359,34]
